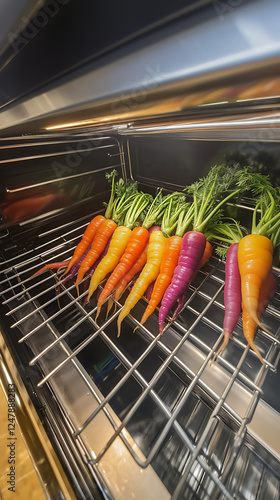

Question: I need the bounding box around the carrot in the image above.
[75,218,118,288]
[29,259,70,279]
[115,193,186,335]
[159,164,241,332]
[238,234,274,331]
[82,236,113,306]
[138,198,193,327]
[88,192,152,305]
[171,240,213,321]
[159,231,207,332]
[61,214,105,277]
[191,240,213,281]
[206,220,246,361]
[87,225,132,301]
[234,176,280,335]
[95,226,149,312]
[75,176,139,290]
[214,242,242,361]
[117,229,168,337]
[242,272,277,364]
[113,245,148,303]
[139,235,182,326]
[93,192,152,312]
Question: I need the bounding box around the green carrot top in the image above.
[206,218,247,260]
[160,193,186,236]
[185,164,242,234]
[235,169,280,247]
[103,170,138,220]
[142,191,185,230]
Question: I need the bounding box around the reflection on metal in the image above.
[0,335,76,500]
[6,163,120,193]
[0,0,280,135]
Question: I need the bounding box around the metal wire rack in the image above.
[1,211,280,499]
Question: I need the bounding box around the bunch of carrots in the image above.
[30,166,280,365]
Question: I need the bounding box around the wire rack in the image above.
[1,210,280,500]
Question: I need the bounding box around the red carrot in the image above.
[29,260,70,279]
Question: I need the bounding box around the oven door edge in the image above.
[0,327,105,500]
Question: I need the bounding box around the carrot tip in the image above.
[95,306,101,323]
[211,335,230,366]
[133,325,139,333]
[117,323,121,338]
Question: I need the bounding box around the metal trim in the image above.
[0,333,76,500]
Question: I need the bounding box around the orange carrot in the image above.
[87,225,132,302]
[238,234,273,333]
[75,218,118,288]
[96,226,149,314]
[29,260,70,279]
[242,272,277,364]
[114,246,148,303]
[139,235,182,326]
[61,215,105,277]
[117,229,167,337]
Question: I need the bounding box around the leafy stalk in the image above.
[142,191,182,229]
[124,192,153,229]
[104,170,118,219]
[175,203,195,237]
[104,170,138,220]
[206,219,247,260]
[185,164,242,234]
[111,191,138,225]
[250,189,280,246]
[160,194,186,236]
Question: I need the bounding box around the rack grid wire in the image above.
[1,211,280,500]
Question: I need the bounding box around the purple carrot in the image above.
[159,231,206,332]
[61,249,89,287]
[146,280,155,301]
[171,290,187,321]
[214,242,241,360]
[55,249,89,301]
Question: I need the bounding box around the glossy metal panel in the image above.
[0,0,280,135]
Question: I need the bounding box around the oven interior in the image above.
[0,130,280,500]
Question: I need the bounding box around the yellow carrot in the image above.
[238,234,273,334]
[117,230,167,337]
[87,226,132,301]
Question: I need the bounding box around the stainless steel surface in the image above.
[0,0,280,135]
[0,330,77,500]
[0,128,280,499]
[1,213,280,499]
[0,0,43,61]
[0,134,125,229]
